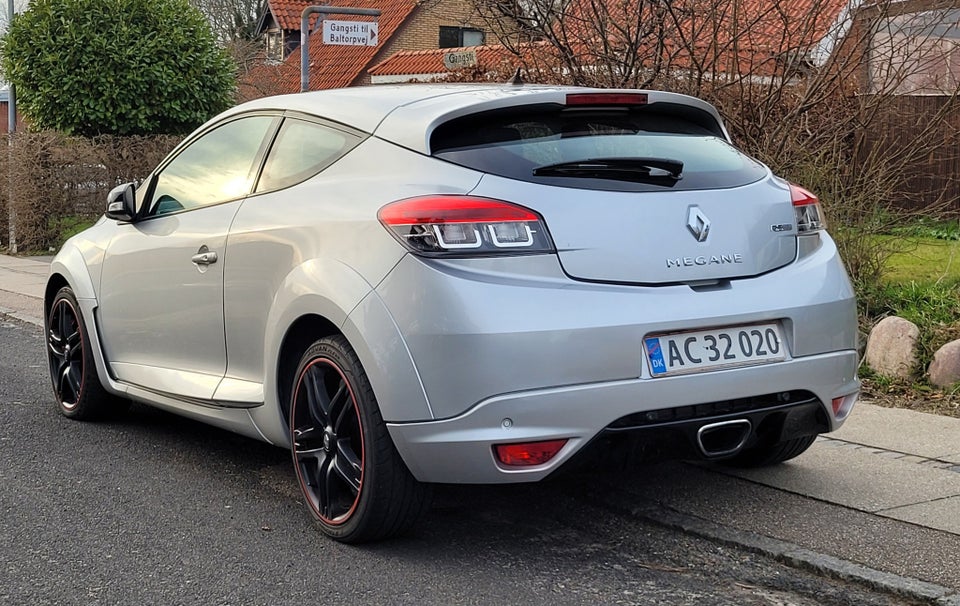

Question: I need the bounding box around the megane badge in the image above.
[687,206,711,242]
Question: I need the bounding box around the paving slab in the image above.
[834,402,960,463]
[879,495,960,535]
[724,440,960,516]
[614,462,960,589]
[0,290,43,326]
[0,254,51,269]
[0,256,47,300]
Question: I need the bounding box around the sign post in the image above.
[6,0,16,253]
[300,6,382,93]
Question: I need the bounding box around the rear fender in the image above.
[249,258,432,447]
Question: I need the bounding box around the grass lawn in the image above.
[880,236,960,285]
[861,228,960,417]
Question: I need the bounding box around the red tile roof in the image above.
[368,44,529,76]
[265,0,314,31]
[243,0,418,97]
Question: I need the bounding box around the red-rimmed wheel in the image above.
[46,286,127,420]
[290,336,430,543]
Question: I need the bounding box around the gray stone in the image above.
[864,316,920,380]
[928,339,960,388]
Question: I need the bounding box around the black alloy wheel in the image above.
[290,336,430,543]
[291,355,365,524]
[48,291,85,412]
[46,286,127,420]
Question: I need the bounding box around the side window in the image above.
[150,115,275,216]
[256,118,360,193]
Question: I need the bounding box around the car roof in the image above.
[229,84,729,154]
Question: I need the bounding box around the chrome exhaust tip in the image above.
[697,419,752,457]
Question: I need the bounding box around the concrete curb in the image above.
[621,500,959,604]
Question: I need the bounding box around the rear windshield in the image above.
[430,103,768,192]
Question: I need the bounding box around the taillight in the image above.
[790,184,826,233]
[378,195,555,256]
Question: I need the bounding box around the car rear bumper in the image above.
[387,348,859,484]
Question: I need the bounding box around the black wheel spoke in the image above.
[68,343,83,364]
[58,302,72,343]
[48,306,65,355]
[60,364,79,402]
[299,449,327,510]
[293,426,324,452]
[318,447,339,518]
[66,328,81,350]
[304,369,329,426]
[327,381,349,429]
[334,438,362,492]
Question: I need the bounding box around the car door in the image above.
[219,116,366,397]
[98,114,278,400]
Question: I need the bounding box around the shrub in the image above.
[0,0,236,136]
[0,132,181,252]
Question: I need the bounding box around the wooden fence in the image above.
[858,95,960,214]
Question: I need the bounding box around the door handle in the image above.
[191,249,218,266]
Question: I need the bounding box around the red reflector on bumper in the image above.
[494,439,568,467]
[831,397,843,414]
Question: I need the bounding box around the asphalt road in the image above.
[0,317,918,606]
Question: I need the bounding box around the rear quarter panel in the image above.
[224,137,484,441]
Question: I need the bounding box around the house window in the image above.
[265,29,283,62]
[439,26,484,48]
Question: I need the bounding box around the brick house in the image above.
[838,0,960,95]
[370,0,856,84]
[255,0,307,61]
[0,89,25,133]
[243,0,495,97]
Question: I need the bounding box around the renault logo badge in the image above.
[687,206,711,242]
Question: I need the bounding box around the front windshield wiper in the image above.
[533,157,683,182]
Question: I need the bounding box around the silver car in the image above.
[45,84,860,542]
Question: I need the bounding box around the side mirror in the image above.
[105,182,137,222]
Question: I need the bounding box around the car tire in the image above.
[46,286,129,420]
[289,335,431,543]
[725,434,818,468]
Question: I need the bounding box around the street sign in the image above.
[322,20,379,46]
[443,50,477,70]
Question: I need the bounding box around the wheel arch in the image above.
[44,273,69,320]
[46,243,97,312]
[45,246,126,400]
[252,289,434,448]
[275,313,342,428]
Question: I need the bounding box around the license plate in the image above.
[644,323,785,377]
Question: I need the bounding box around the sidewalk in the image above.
[0,253,49,325]
[2,252,959,597]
